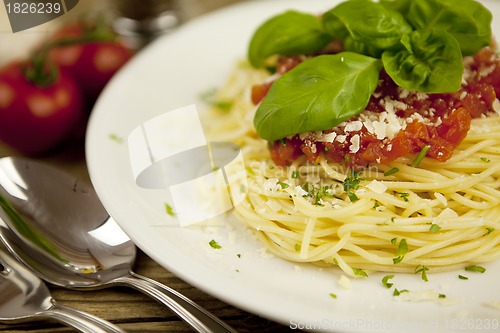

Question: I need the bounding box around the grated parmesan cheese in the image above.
[336,135,347,143]
[344,120,363,132]
[338,275,352,289]
[294,185,309,197]
[366,179,387,194]
[394,289,441,302]
[349,134,360,153]
[262,178,280,192]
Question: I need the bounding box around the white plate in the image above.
[86,1,500,332]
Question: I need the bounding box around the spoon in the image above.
[0,249,125,333]
[0,156,237,333]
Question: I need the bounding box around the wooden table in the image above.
[0,1,297,332]
[0,110,294,333]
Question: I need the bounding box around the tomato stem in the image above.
[23,15,118,87]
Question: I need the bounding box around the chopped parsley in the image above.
[165,203,176,217]
[411,145,431,167]
[200,89,233,111]
[395,191,410,202]
[382,275,395,288]
[415,265,429,282]
[465,265,486,273]
[329,293,337,299]
[480,157,491,162]
[279,182,289,189]
[352,268,368,277]
[343,170,363,202]
[486,227,495,234]
[429,224,441,233]
[291,170,300,179]
[301,183,335,206]
[393,288,409,296]
[109,133,123,143]
[209,239,222,249]
[294,244,301,252]
[458,275,469,280]
[393,238,408,264]
[384,167,400,176]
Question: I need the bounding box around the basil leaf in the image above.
[323,0,412,52]
[405,0,492,56]
[380,0,412,16]
[254,52,382,141]
[248,10,332,68]
[382,29,463,93]
[343,36,384,58]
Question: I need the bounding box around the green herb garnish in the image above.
[200,89,233,111]
[254,53,381,141]
[353,268,368,277]
[249,0,492,141]
[393,288,409,296]
[209,240,222,249]
[384,167,400,176]
[412,145,431,167]
[165,203,176,217]
[429,224,441,233]
[109,133,123,143]
[382,275,395,288]
[393,238,408,264]
[248,10,332,68]
[465,265,486,273]
[279,182,290,189]
[415,265,429,282]
[396,191,410,202]
[458,275,468,280]
[343,170,363,202]
[329,293,338,299]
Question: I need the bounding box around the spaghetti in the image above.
[203,0,500,276]
[205,58,500,277]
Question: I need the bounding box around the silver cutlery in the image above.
[0,156,238,333]
[0,249,125,332]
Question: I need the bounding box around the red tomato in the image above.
[48,22,133,103]
[0,61,83,155]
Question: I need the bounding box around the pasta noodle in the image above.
[204,61,500,277]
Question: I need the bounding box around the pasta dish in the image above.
[205,0,500,277]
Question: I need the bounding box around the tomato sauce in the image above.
[257,47,500,168]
